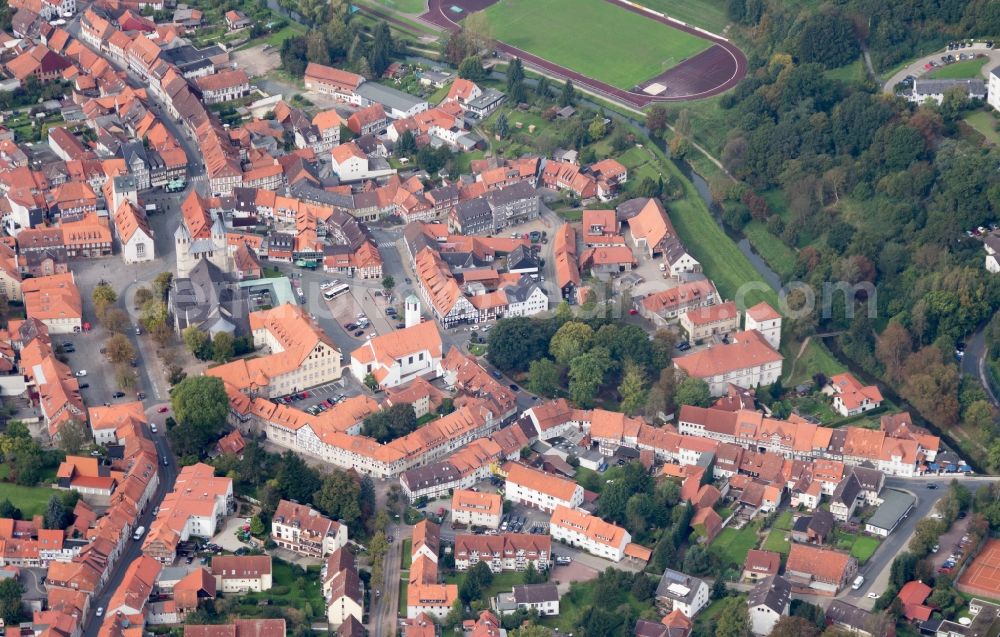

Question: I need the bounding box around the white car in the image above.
[75,370,87,377]
[96,607,105,617]
[867,592,879,599]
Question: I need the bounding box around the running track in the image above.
[420,0,747,108]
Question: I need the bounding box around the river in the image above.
[671,155,784,292]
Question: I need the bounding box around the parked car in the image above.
[76,370,87,377]
[112,391,126,398]
[79,383,89,389]
[158,406,169,413]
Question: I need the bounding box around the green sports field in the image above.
[483,0,711,90]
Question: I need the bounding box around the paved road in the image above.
[843,475,998,609]
[370,524,406,637]
[81,410,177,637]
[883,43,1000,93]
[962,325,999,406]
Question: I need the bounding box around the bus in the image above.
[323,283,350,301]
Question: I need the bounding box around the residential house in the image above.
[451,490,502,529]
[454,533,551,572]
[210,555,272,593]
[747,576,791,636]
[549,505,631,562]
[742,550,781,582]
[271,499,347,558]
[829,373,884,417]
[494,584,559,616]
[784,544,857,595]
[655,568,709,618]
[504,463,584,513]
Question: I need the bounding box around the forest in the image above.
[656,0,1000,469]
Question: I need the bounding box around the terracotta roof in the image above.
[549,505,627,549]
[506,463,579,502]
[211,555,271,579]
[785,544,853,583]
[674,330,782,378]
[744,549,781,576]
[746,301,781,321]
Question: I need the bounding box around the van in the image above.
[133,525,146,541]
[852,576,864,590]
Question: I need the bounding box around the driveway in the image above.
[210,515,254,552]
[883,43,1000,92]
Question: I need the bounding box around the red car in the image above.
[301,391,310,398]
[157,406,170,413]
[628,308,638,315]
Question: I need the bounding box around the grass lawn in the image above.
[709,521,761,566]
[543,576,655,633]
[742,221,797,280]
[0,481,56,518]
[468,343,487,356]
[399,579,408,615]
[851,536,880,564]
[964,110,1000,145]
[484,0,711,89]
[825,58,867,83]
[444,570,526,600]
[774,511,793,531]
[692,598,729,637]
[657,153,779,310]
[452,150,485,175]
[926,58,988,79]
[634,0,729,33]
[782,338,845,387]
[369,0,426,13]
[239,559,324,615]
[762,528,791,555]
[401,538,412,567]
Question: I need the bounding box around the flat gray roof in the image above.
[866,488,915,531]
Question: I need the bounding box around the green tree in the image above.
[249,515,265,536]
[647,105,668,136]
[771,616,821,637]
[396,130,416,156]
[275,450,321,504]
[495,113,509,139]
[57,419,89,455]
[105,333,136,365]
[0,499,21,520]
[383,276,395,291]
[618,362,647,415]
[212,332,235,363]
[458,55,486,81]
[168,376,229,456]
[568,347,611,408]
[183,327,210,359]
[681,544,712,575]
[44,494,70,530]
[535,76,550,98]
[549,321,594,365]
[460,561,493,603]
[369,22,392,77]
[559,79,575,107]
[134,286,154,308]
[153,272,173,299]
[92,281,117,310]
[313,470,364,533]
[715,596,752,637]
[362,403,418,443]
[523,562,545,585]
[527,358,561,397]
[675,376,712,407]
[102,307,129,335]
[140,299,168,331]
[588,116,607,141]
[0,578,24,624]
